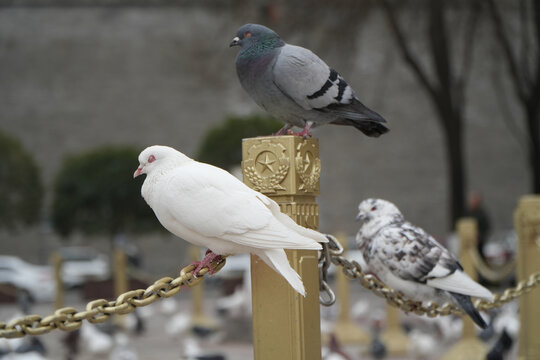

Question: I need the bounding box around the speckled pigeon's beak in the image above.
[355,212,366,222]
[229,36,240,47]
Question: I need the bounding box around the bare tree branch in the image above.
[519,0,532,85]
[455,0,481,110]
[486,0,529,103]
[428,0,452,99]
[381,0,438,100]
[491,70,529,153]
[532,0,540,101]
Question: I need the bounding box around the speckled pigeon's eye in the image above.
[148,155,156,163]
[370,206,377,211]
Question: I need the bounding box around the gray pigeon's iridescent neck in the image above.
[238,35,284,61]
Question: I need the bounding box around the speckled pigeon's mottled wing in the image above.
[376,223,460,284]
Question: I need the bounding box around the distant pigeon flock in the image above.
[134,145,328,296]
[355,199,494,328]
[230,23,389,137]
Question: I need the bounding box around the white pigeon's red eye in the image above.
[370,206,377,211]
[148,155,156,163]
[244,31,252,38]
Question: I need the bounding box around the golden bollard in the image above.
[50,252,63,310]
[331,233,369,346]
[442,218,486,360]
[381,305,408,356]
[114,248,128,327]
[242,135,322,360]
[514,195,540,359]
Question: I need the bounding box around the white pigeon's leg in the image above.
[274,123,293,136]
[191,250,223,276]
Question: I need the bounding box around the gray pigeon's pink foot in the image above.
[274,125,292,136]
[192,250,222,276]
[288,129,312,138]
[288,122,313,138]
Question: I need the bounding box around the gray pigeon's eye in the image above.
[148,155,156,163]
[244,31,252,38]
[370,206,377,211]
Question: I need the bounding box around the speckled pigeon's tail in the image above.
[450,292,488,329]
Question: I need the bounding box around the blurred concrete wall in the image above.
[0,1,528,267]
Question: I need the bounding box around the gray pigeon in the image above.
[356,199,494,329]
[230,24,389,137]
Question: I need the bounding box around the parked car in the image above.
[59,247,110,287]
[0,255,55,302]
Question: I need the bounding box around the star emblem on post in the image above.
[257,151,276,173]
[243,140,289,193]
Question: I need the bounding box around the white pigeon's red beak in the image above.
[133,166,143,178]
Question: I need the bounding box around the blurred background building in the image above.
[0,0,530,274]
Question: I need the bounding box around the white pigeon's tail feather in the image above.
[257,249,306,297]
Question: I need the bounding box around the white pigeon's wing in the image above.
[159,162,321,250]
[272,44,355,111]
[374,223,460,283]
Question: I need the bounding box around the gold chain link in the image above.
[3,241,540,339]
[324,235,540,316]
[0,258,226,339]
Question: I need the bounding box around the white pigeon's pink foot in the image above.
[191,250,222,276]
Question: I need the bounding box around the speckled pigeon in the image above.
[355,199,493,328]
[230,23,389,137]
[134,145,328,296]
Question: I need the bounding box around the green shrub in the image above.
[197,115,282,169]
[0,131,43,229]
[52,145,160,237]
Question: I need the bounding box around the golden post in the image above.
[514,195,540,360]
[442,218,486,360]
[242,135,322,360]
[50,252,63,310]
[331,233,369,345]
[381,305,408,356]
[114,248,128,327]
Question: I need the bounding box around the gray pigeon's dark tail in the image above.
[449,292,488,329]
[349,119,390,137]
[328,98,389,137]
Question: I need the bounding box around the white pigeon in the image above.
[355,198,494,328]
[134,145,328,296]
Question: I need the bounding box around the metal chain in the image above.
[0,258,227,339]
[319,235,540,316]
[318,235,343,306]
[3,237,540,339]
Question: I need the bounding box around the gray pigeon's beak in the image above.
[133,165,143,178]
[229,36,240,47]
